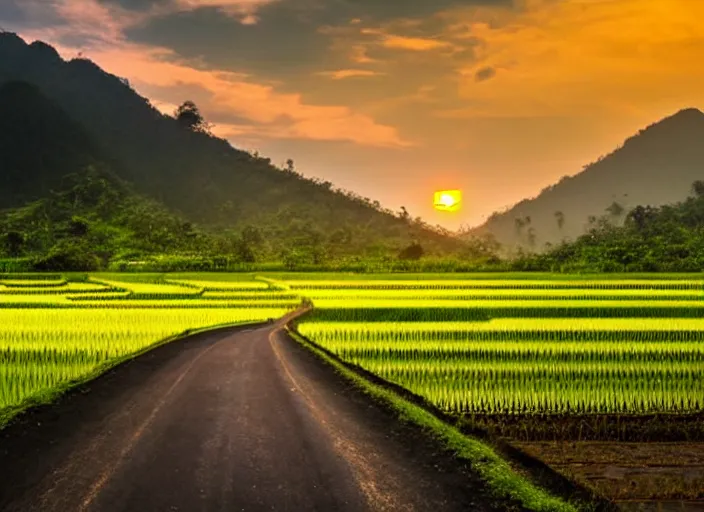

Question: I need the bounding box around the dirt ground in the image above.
[515,441,704,510]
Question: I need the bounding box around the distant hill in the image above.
[472,108,704,251]
[515,187,704,273]
[0,32,462,264]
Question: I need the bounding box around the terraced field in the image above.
[0,273,299,420]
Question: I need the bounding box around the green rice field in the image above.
[0,274,298,418]
[288,274,704,419]
[3,271,702,505]
[2,271,704,435]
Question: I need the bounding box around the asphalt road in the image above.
[0,313,502,512]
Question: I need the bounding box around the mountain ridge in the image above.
[0,32,466,267]
[473,106,704,250]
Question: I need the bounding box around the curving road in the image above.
[0,312,500,512]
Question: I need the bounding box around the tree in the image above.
[554,211,565,230]
[626,205,656,231]
[527,227,536,247]
[692,180,704,198]
[3,231,24,257]
[234,238,256,263]
[68,216,90,237]
[398,241,424,260]
[174,101,211,134]
[241,225,263,247]
[284,159,296,174]
[605,201,625,218]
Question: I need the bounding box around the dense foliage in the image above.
[517,185,704,272]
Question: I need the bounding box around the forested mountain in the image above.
[0,32,465,268]
[515,183,704,272]
[473,108,704,251]
[0,80,113,208]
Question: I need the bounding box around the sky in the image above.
[2,0,703,230]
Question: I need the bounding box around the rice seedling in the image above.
[165,279,270,291]
[295,277,704,418]
[0,277,297,419]
[287,279,704,290]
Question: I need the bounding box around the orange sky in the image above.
[2,0,704,230]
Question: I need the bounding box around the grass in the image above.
[0,320,262,429]
[284,279,704,290]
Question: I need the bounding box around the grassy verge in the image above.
[0,320,265,430]
[287,326,608,512]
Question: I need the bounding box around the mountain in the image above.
[0,80,113,208]
[473,108,704,251]
[0,32,462,265]
[515,189,704,273]
[0,165,211,270]
[0,81,230,268]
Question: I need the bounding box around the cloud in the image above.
[348,44,378,64]
[172,0,279,23]
[474,66,495,81]
[316,69,383,79]
[360,28,452,51]
[444,0,704,118]
[4,0,411,147]
[96,0,279,22]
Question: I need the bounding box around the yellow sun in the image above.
[434,190,461,211]
[439,194,456,207]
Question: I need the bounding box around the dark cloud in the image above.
[124,4,334,80]
[474,66,496,82]
[322,0,512,23]
[0,1,25,25]
[122,0,505,82]
[0,0,66,29]
[95,0,172,11]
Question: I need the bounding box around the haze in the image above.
[2,0,703,230]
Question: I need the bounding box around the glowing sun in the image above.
[434,190,461,212]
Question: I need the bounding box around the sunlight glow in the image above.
[434,190,461,212]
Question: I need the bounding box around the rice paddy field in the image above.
[2,271,703,506]
[278,272,704,506]
[290,274,704,419]
[0,273,299,421]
